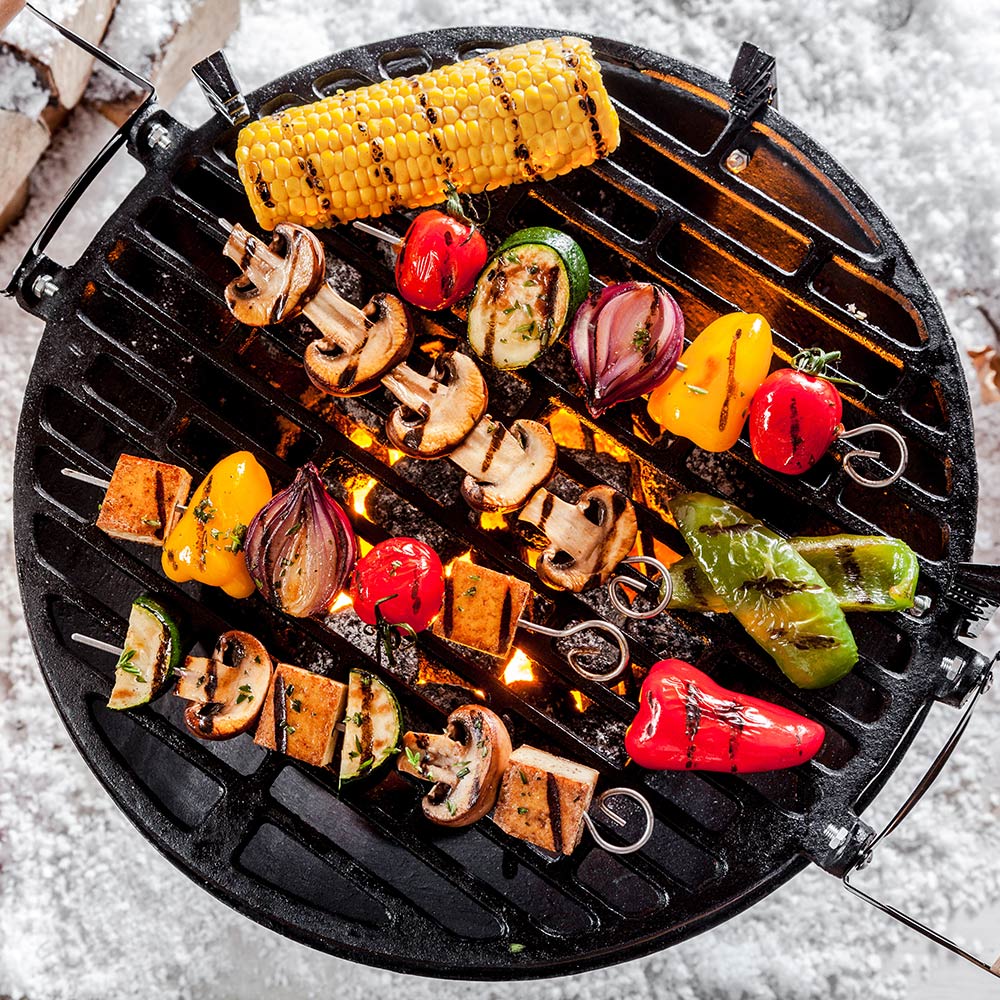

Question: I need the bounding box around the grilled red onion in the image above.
[244,463,358,618]
[570,281,684,417]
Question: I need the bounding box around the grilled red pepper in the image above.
[625,659,825,773]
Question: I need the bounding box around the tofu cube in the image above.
[431,560,532,656]
[254,662,348,767]
[493,745,599,855]
[95,454,191,546]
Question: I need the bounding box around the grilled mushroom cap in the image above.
[397,705,512,828]
[518,484,638,592]
[223,223,326,326]
[450,417,558,512]
[383,352,488,459]
[183,630,273,740]
[303,291,413,397]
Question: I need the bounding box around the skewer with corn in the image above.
[235,35,620,230]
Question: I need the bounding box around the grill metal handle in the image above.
[2,3,158,308]
[842,661,999,978]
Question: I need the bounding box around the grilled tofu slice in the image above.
[493,745,599,855]
[95,454,191,546]
[431,560,532,656]
[254,662,347,767]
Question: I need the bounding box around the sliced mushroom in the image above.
[183,630,273,740]
[383,352,488,459]
[518,485,638,592]
[303,290,413,397]
[222,221,413,395]
[449,416,558,512]
[397,705,512,828]
[223,222,325,326]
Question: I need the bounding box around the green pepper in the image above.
[669,534,919,614]
[669,493,858,689]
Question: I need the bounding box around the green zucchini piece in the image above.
[339,670,402,783]
[669,534,919,614]
[108,596,180,710]
[669,493,858,689]
[467,226,588,370]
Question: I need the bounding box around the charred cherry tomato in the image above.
[749,351,845,474]
[350,537,445,633]
[395,209,488,311]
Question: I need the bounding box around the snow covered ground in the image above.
[2,1,999,998]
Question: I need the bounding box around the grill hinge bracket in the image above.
[802,813,875,878]
[193,51,251,126]
[728,41,779,120]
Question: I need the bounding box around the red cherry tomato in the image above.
[349,537,444,632]
[749,369,843,474]
[395,210,488,311]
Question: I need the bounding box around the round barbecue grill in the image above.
[7,19,1000,981]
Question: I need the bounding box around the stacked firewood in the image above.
[0,0,240,233]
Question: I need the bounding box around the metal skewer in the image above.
[61,467,188,512]
[351,219,405,247]
[517,617,630,682]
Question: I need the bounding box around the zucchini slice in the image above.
[468,227,588,370]
[339,670,402,783]
[108,596,180,710]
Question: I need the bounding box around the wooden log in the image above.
[85,0,241,126]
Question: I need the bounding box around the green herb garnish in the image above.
[193,497,215,523]
[405,745,422,770]
[116,647,145,684]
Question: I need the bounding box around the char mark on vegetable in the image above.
[740,576,822,599]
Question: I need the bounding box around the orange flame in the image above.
[329,591,353,613]
[445,551,474,578]
[569,689,592,713]
[479,510,507,531]
[349,427,375,450]
[387,448,405,466]
[349,476,377,519]
[503,648,535,685]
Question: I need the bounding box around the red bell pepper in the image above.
[625,659,825,773]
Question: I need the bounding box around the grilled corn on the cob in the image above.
[235,36,620,230]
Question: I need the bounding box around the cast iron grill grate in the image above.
[10,26,993,979]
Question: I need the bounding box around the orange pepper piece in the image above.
[647,312,773,451]
[162,451,272,599]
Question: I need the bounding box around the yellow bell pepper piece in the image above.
[647,312,773,452]
[162,451,272,599]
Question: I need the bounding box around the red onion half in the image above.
[570,281,685,417]
[244,463,358,618]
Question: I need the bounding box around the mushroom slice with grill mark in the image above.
[449,416,557,513]
[222,221,413,396]
[383,352,488,459]
[518,485,638,592]
[397,705,512,828]
[183,630,273,740]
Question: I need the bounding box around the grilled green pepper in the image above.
[669,534,919,614]
[669,493,858,688]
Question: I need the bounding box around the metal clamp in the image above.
[843,662,998,978]
[581,788,655,855]
[3,3,157,306]
[838,423,909,488]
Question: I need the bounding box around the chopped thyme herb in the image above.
[193,497,215,523]
[523,301,533,317]
[502,301,521,315]
[226,522,247,553]
[348,750,359,759]
[281,722,296,735]
[456,761,471,779]
[514,320,536,335]
[235,683,254,706]
[285,521,302,536]
[254,655,261,663]
[350,711,364,726]
[291,699,303,713]
[519,769,528,785]
[632,326,650,352]
[509,943,526,954]
[285,684,295,697]
[389,559,402,576]
[140,516,162,529]
[405,745,422,770]
[469,574,480,581]
[517,807,528,815]
[354,735,363,755]
[116,647,145,683]
[462,586,477,597]
[687,384,709,395]
[357,757,373,772]
[445,798,457,816]
[209,527,221,540]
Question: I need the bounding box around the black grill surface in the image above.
[10,26,989,979]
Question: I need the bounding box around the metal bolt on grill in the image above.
[6,18,1000,981]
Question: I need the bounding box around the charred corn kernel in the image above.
[236,36,620,229]
[162,452,272,599]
